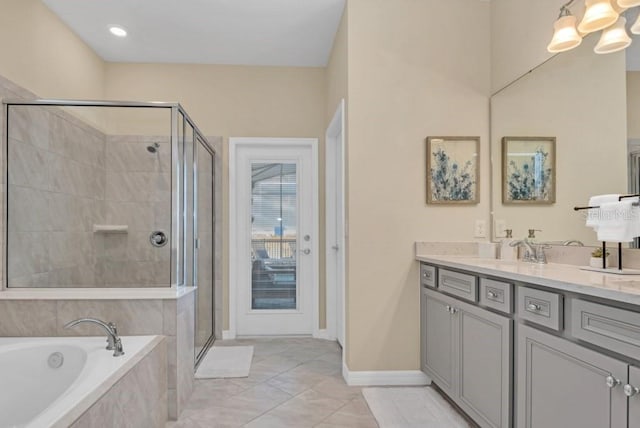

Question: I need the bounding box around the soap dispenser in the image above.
[500,229,518,261]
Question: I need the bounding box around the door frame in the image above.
[228,137,319,338]
[325,100,346,345]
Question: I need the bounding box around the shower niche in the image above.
[2,100,217,361]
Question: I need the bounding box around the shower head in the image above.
[147,143,160,153]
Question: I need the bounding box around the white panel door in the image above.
[232,138,318,336]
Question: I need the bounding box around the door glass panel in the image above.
[251,163,297,310]
[195,139,214,360]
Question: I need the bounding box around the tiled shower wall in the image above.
[99,135,171,287]
[5,105,172,287]
[7,105,107,287]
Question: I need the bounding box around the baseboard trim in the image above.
[313,329,334,340]
[221,330,235,340]
[342,362,432,386]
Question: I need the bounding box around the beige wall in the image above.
[491,36,627,246]
[104,64,327,330]
[0,0,105,100]
[345,0,491,371]
[324,7,348,333]
[326,8,348,124]
[490,0,588,93]
[629,72,640,140]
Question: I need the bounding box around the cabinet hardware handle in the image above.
[624,384,640,397]
[527,303,541,312]
[487,291,498,299]
[451,307,459,314]
[424,272,431,278]
[445,305,451,312]
[605,375,620,388]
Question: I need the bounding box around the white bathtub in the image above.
[0,335,161,428]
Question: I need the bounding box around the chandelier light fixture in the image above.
[547,0,639,54]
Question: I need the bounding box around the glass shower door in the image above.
[194,136,215,362]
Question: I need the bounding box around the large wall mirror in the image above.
[490,9,640,247]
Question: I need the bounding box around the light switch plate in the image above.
[474,220,486,238]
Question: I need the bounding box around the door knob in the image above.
[302,249,311,255]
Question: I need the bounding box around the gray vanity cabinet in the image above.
[630,366,640,428]
[422,288,455,397]
[422,287,512,428]
[517,324,628,428]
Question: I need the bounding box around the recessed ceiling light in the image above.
[109,26,127,37]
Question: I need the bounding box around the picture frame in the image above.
[502,136,556,205]
[426,136,480,204]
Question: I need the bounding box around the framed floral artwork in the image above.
[426,136,479,204]
[502,136,555,205]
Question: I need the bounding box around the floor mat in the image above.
[195,346,254,379]
[362,387,472,427]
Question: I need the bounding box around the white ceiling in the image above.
[41,0,346,67]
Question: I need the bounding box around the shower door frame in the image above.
[1,99,215,291]
[193,135,216,365]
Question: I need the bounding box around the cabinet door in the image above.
[517,324,627,428]
[630,365,640,428]
[457,302,512,428]
[423,288,455,397]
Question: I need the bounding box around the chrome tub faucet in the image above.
[64,318,124,357]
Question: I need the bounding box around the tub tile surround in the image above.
[69,337,168,428]
[175,290,196,418]
[0,300,57,336]
[0,289,196,420]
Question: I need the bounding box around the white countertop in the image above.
[0,286,196,300]
[416,255,640,306]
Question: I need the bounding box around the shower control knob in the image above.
[150,231,168,247]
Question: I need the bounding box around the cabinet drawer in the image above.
[518,286,563,331]
[420,264,437,288]
[479,278,513,314]
[570,298,640,360]
[438,269,477,302]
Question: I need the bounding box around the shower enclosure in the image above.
[2,100,216,363]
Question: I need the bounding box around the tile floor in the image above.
[167,337,379,428]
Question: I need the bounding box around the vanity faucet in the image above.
[510,239,550,264]
[64,318,124,357]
